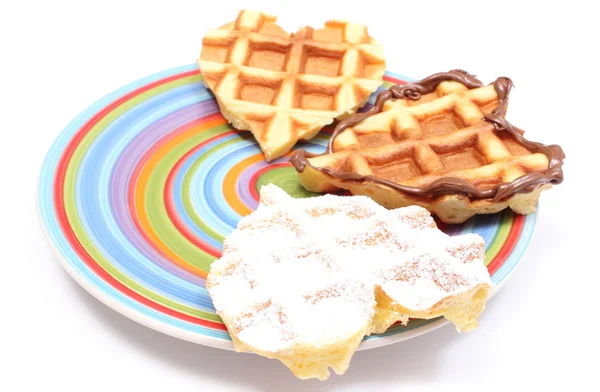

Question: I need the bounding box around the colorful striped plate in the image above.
[38,64,537,350]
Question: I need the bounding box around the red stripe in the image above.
[320,125,334,134]
[384,75,405,85]
[487,214,525,275]
[248,162,290,201]
[53,70,226,329]
[164,131,238,258]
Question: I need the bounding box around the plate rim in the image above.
[37,64,538,351]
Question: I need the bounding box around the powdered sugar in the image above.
[207,184,492,353]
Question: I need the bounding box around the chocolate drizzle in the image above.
[290,70,565,202]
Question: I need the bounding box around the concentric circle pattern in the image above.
[39,64,537,350]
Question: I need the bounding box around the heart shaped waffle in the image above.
[197,10,386,161]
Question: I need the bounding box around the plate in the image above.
[38,64,537,350]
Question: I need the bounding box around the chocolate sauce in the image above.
[290,70,565,202]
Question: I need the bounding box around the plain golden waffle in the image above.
[197,10,386,161]
[291,70,565,224]
[207,185,492,380]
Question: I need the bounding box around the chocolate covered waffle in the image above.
[291,70,565,223]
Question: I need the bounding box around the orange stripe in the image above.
[223,153,264,216]
[134,117,227,278]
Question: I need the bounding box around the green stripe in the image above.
[64,75,221,321]
[256,167,321,198]
[484,210,512,266]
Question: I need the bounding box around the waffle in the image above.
[291,70,565,224]
[197,10,386,161]
[207,185,492,380]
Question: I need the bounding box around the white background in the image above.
[1,0,598,390]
